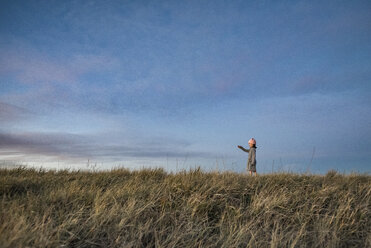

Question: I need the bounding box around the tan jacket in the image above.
[240,147,256,167]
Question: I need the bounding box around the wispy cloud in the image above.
[288,69,371,95]
[0,131,212,162]
[0,101,31,122]
[0,41,119,85]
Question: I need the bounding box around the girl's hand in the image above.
[237,145,243,149]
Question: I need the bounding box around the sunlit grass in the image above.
[0,167,370,247]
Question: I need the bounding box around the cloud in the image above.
[0,131,212,162]
[288,69,371,96]
[1,0,370,118]
[0,41,119,85]
[0,101,31,122]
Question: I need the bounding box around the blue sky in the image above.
[0,0,370,173]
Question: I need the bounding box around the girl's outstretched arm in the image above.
[237,145,249,153]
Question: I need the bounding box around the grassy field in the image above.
[0,167,370,248]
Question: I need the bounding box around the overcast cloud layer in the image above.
[0,0,370,173]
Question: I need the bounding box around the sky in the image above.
[0,0,370,173]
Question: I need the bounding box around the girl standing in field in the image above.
[237,138,257,176]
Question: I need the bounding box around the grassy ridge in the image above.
[0,167,370,247]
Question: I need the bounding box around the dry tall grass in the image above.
[0,167,370,247]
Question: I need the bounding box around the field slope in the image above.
[0,168,370,247]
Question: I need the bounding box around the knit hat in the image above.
[248,138,256,145]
